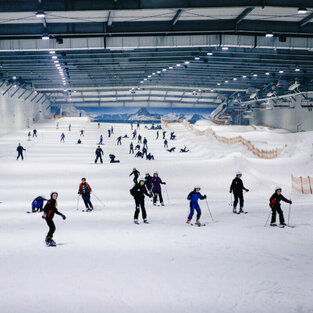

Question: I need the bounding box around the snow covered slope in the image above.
[0,117,312,313]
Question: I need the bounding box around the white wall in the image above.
[0,87,50,136]
[251,97,313,132]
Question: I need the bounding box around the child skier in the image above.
[269,187,292,227]
[130,177,152,224]
[230,171,249,214]
[151,172,166,206]
[78,178,93,211]
[42,192,66,246]
[186,186,207,226]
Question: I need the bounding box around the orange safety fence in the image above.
[179,119,285,159]
[292,174,313,194]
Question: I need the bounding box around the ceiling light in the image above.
[242,75,246,78]
[210,89,214,92]
[54,61,59,64]
[49,51,55,54]
[184,61,190,64]
[13,76,16,80]
[157,71,161,74]
[265,72,270,75]
[152,73,155,75]
[13,84,16,87]
[52,56,57,59]
[279,70,284,73]
[295,68,300,72]
[169,67,173,69]
[194,57,200,60]
[42,34,50,40]
[140,81,143,83]
[222,46,229,50]
[225,80,228,83]
[73,90,77,93]
[148,75,151,78]
[217,83,221,86]
[298,8,308,14]
[253,74,258,77]
[176,64,181,67]
[144,78,147,81]
[36,11,46,18]
[233,78,237,81]
[162,69,167,71]
[265,33,274,38]
[198,89,201,92]
[207,52,213,56]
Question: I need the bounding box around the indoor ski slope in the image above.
[0,117,312,313]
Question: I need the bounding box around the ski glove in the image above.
[62,215,66,220]
[246,189,249,192]
[204,195,207,199]
[42,213,47,219]
[289,200,292,204]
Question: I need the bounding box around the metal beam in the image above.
[299,12,313,27]
[235,7,254,25]
[171,9,183,26]
[107,10,113,27]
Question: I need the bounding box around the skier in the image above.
[145,173,153,196]
[180,146,190,153]
[143,137,148,149]
[27,131,31,141]
[80,130,84,137]
[269,187,292,227]
[16,143,26,160]
[33,129,37,137]
[170,132,176,140]
[98,135,103,145]
[31,196,47,212]
[135,144,141,150]
[167,147,176,152]
[60,133,65,142]
[111,126,114,134]
[186,186,207,225]
[108,129,111,138]
[129,142,134,154]
[130,177,152,224]
[230,171,249,214]
[137,122,140,129]
[129,168,140,185]
[109,154,120,163]
[138,134,142,144]
[123,134,129,138]
[117,136,122,145]
[78,178,93,211]
[97,122,100,129]
[164,139,168,148]
[146,153,154,160]
[135,151,143,158]
[77,139,82,144]
[156,131,159,140]
[151,172,166,206]
[69,124,71,131]
[42,192,66,246]
[142,147,148,158]
[95,145,104,164]
[132,129,137,140]
[56,122,59,129]
[163,131,166,139]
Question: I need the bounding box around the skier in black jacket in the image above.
[42,192,66,246]
[95,146,104,163]
[16,143,26,160]
[230,171,249,214]
[78,178,93,211]
[269,187,292,227]
[130,178,152,224]
[145,173,153,196]
[129,168,140,185]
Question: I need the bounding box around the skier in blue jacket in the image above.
[186,186,206,225]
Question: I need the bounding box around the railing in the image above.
[291,174,313,194]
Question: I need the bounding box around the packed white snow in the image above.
[0,117,312,313]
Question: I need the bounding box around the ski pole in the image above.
[92,192,106,208]
[164,184,170,202]
[205,198,214,222]
[77,195,80,211]
[264,210,271,227]
[288,203,292,226]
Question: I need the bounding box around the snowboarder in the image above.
[145,173,153,196]
[33,129,37,137]
[269,187,292,227]
[78,178,93,211]
[129,142,134,154]
[138,134,142,144]
[164,139,168,148]
[108,129,111,137]
[167,147,176,152]
[69,124,71,131]
[163,131,166,139]
[230,171,249,214]
[186,186,207,225]
[60,133,65,142]
[180,146,189,153]
[146,153,154,160]
[98,135,103,145]
[95,146,104,164]
[132,129,137,140]
[151,172,166,206]
[130,177,152,224]
[111,126,114,134]
[42,192,66,246]
[143,137,148,149]
[156,131,159,140]
[16,143,26,160]
[117,136,122,145]
[32,196,47,212]
[129,168,140,185]
[80,130,84,137]
[109,154,120,163]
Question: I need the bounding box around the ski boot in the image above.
[233,206,237,214]
[186,219,191,224]
[143,219,149,224]
[270,223,277,227]
[45,235,50,246]
[153,203,156,206]
[48,238,56,247]
[134,219,139,225]
[238,207,244,214]
[161,203,165,206]
[195,220,201,227]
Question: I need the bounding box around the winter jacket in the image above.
[43,199,63,220]
[129,170,140,178]
[145,175,152,190]
[151,176,165,191]
[230,177,248,194]
[17,146,26,153]
[187,190,206,203]
[269,193,291,208]
[130,183,150,200]
[95,147,103,156]
[78,182,91,195]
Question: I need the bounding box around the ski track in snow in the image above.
[0,117,313,313]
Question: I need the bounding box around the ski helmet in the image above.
[236,171,242,176]
[145,172,150,175]
[81,177,86,181]
[139,177,145,182]
[154,171,158,175]
[275,186,282,192]
[194,185,201,190]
